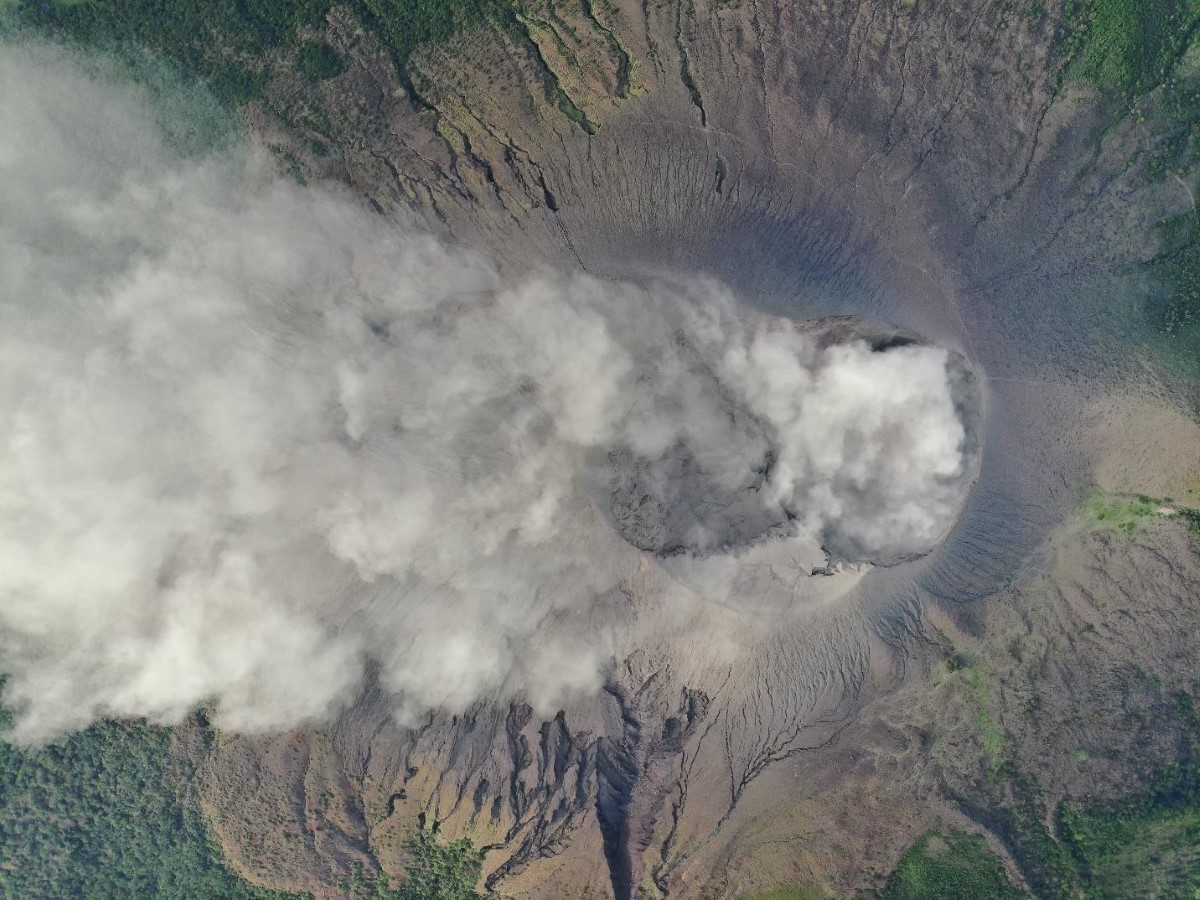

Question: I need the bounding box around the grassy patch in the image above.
[8,0,609,134]
[1059,800,1200,898]
[1079,489,1162,532]
[1146,213,1200,379]
[1054,692,1200,898]
[554,84,599,134]
[0,680,483,900]
[346,826,484,898]
[967,666,1008,766]
[973,772,1078,898]
[934,652,1008,767]
[882,830,1026,899]
[746,888,825,900]
[1079,488,1200,535]
[932,637,1200,896]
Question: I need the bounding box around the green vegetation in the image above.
[356,0,508,67]
[897,757,1200,899]
[1062,0,1200,96]
[554,84,599,134]
[931,619,1200,898]
[1078,488,1200,535]
[954,770,1073,898]
[882,830,1026,899]
[1058,0,1200,177]
[296,41,345,80]
[746,887,824,900]
[7,0,512,103]
[966,665,1008,766]
[972,692,1200,898]
[0,696,486,899]
[6,0,603,135]
[1057,791,1200,898]
[1054,691,1200,898]
[345,828,483,899]
[0,715,299,899]
[932,652,1008,767]
[1058,0,1200,376]
[1147,213,1200,379]
[1080,489,1162,532]
[394,828,484,899]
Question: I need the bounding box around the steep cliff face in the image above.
[170,1,1200,896]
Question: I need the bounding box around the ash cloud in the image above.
[0,44,974,743]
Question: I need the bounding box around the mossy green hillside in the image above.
[1077,488,1200,535]
[932,639,1200,898]
[746,888,825,900]
[882,830,1026,900]
[0,716,299,900]
[999,692,1200,899]
[1059,0,1200,378]
[7,0,515,102]
[1062,0,1200,96]
[0,709,490,899]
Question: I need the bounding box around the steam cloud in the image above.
[0,44,973,743]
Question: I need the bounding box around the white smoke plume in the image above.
[0,44,973,743]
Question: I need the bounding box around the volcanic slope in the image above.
[10,0,1200,897]
[167,0,1200,896]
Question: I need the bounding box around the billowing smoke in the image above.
[0,44,974,743]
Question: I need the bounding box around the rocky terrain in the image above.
[158,1,1200,896]
[8,0,1200,896]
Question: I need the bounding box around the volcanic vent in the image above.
[604,315,981,581]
